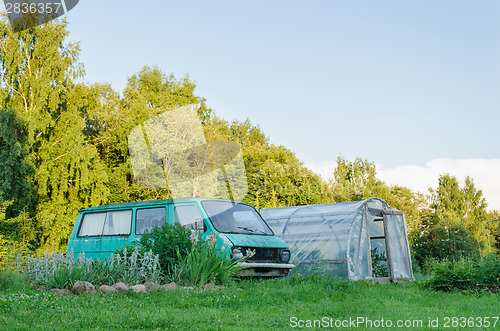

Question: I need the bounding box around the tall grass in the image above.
[0,271,29,292]
[170,234,248,286]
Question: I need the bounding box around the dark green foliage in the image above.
[114,243,140,257]
[413,224,480,268]
[424,259,479,292]
[486,211,500,253]
[371,248,388,278]
[171,236,247,286]
[424,254,500,292]
[410,254,421,275]
[46,264,88,290]
[0,109,37,257]
[0,109,35,220]
[0,271,29,292]
[476,254,500,284]
[139,223,192,275]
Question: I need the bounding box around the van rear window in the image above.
[174,205,203,226]
[136,207,166,235]
[78,210,132,237]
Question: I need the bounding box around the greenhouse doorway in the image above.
[367,207,413,282]
[368,210,389,280]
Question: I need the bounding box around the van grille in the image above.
[242,247,280,263]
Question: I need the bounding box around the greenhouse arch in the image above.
[260,198,413,282]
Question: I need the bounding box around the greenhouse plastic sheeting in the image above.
[260,198,413,281]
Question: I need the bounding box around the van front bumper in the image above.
[236,262,295,277]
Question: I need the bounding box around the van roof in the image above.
[79,198,245,213]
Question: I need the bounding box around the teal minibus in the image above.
[66,198,294,277]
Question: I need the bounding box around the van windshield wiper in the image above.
[237,226,267,235]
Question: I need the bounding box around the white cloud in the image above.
[305,159,500,211]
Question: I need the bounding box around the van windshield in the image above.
[201,201,274,236]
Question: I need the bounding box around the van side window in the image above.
[174,205,206,231]
[78,210,132,237]
[136,207,166,235]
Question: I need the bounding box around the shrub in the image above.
[0,242,31,271]
[113,247,162,285]
[412,224,480,269]
[424,258,479,292]
[422,253,500,292]
[139,222,193,275]
[476,254,500,284]
[23,251,70,285]
[20,248,161,289]
[421,256,442,275]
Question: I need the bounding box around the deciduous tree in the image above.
[0,17,109,252]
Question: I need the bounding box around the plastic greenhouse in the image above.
[260,198,413,282]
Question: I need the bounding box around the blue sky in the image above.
[59,1,500,208]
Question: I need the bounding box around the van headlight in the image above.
[231,247,244,260]
[280,249,291,263]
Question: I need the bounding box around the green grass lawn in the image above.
[1,276,499,330]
